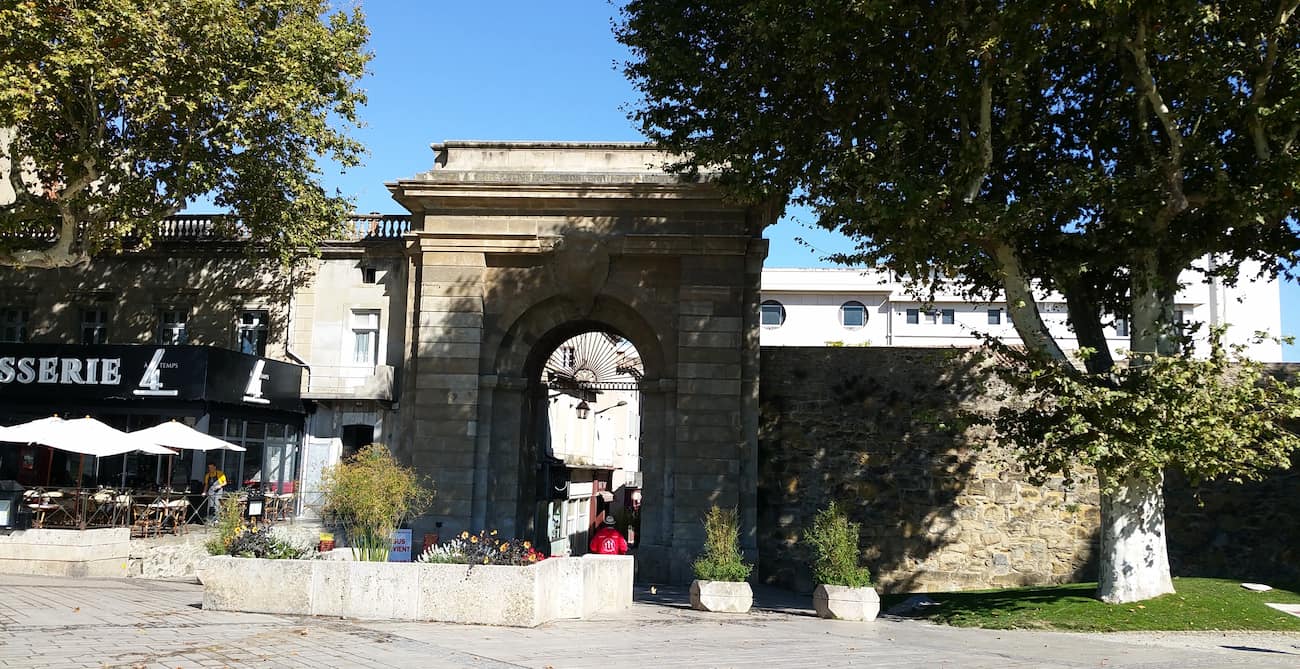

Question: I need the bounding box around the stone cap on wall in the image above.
[429,140,673,173]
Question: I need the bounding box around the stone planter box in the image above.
[0,528,130,578]
[689,579,753,613]
[197,554,632,627]
[813,584,880,621]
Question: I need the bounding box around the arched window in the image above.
[760,300,786,327]
[840,301,867,328]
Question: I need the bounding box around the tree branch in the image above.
[992,241,1069,363]
[964,49,994,203]
[1248,0,1300,161]
[1124,19,1187,227]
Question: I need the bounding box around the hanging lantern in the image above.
[575,401,590,420]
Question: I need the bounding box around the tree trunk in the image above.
[1096,470,1175,603]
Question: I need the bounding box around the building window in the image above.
[361,267,378,284]
[1116,316,1130,337]
[0,308,28,343]
[237,310,269,356]
[941,309,955,325]
[158,308,188,345]
[760,300,786,327]
[905,308,919,324]
[351,309,380,365]
[840,301,867,328]
[987,308,1002,325]
[81,308,108,344]
[925,310,938,324]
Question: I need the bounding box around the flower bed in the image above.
[197,553,633,627]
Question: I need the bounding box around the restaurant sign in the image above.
[0,344,303,412]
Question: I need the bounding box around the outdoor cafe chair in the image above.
[162,498,189,535]
[85,489,117,527]
[131,501,163,538]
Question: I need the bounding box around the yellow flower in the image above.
[499,544,508,552]
[523,541,531,549]
[469,535,478,543]
[482,557,489,564]
[460,531,469,539]
[490,529,498,536]
[528,554,537,562]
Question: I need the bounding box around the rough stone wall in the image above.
[758,347,1300,593]
[757,347,1101,593]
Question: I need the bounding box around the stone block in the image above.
[197,556,313,615]
[813,584,880,621]
[689,579,752,613]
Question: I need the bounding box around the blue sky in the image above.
[318,1,1296,359]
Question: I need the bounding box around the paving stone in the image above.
[1,574,1297,668]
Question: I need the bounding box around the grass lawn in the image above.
[882,577,1300,632]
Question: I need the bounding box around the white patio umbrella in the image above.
[133,421,245,492]
[131,421,246,452]
[0,416,178,517]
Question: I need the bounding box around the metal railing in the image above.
[1,214,412,244]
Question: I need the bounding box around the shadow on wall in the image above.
[757,346,1101,594]
[1164,452,1300,583]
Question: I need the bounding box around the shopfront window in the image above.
[0,308,27,343]
[207,419,299,493]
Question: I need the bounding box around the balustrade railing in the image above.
[2,214,411,244]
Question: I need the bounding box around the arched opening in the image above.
[529,329,643,556]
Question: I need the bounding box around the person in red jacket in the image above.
[589,513,629,555]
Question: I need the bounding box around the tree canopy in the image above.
[619,0,1300,602]
[0,0,370,267]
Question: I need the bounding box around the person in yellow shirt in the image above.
[203,462,228,520]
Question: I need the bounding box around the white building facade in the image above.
[759,264,1284,361]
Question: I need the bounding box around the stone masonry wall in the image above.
[758,347,1300,593]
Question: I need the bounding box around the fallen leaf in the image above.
[72,607,80,613]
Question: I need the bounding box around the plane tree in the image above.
[618,0,1300,602]
[0,0,371,267]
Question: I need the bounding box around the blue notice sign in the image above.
[390,529,412,562]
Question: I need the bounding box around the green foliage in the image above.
[692,506,752,582]
[987,331,1300,493]
[227,528,309,560]
[803,502,871,588]
[885,578,1300,632]
[320,444,433,562]
[204,494,246,556]
[0,0,371,267]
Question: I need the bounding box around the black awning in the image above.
[0,344,304,414]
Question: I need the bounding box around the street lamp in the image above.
[594,400,629,416]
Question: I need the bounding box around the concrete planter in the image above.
[0,528,130,578]
[197,554,632,627]
[689,579,753,613]
[813,583,880,621]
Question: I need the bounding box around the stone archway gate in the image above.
[388,142,773,582]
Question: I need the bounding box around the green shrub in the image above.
[227,528,309,560]
[803,502,871,588]
[320,444,433,561]
[204,495,245,556]
[692,506,752,582]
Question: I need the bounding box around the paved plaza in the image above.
[0,573,1297,669]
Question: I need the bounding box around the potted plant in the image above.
[804,502,878,621]
[319,444,433,561]
[689,506,753,613]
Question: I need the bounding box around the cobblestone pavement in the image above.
[2,574,1298,669]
